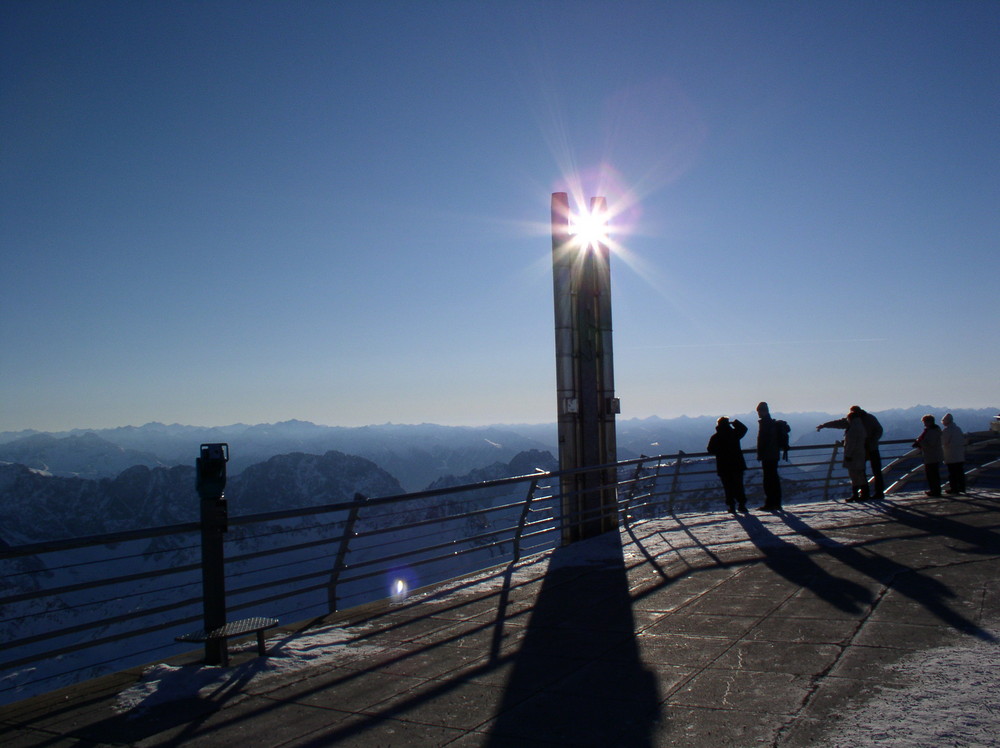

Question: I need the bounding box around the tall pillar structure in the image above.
[551,192,619,544]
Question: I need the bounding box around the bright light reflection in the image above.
[391,578,409,602]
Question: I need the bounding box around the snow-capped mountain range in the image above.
[1,407,995,547]
[1,407,994,486]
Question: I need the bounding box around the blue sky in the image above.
[2,1,998,432]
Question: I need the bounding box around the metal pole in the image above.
[196,443,229,665]
[551,192,619,543]
[328,492,366,612]
[551,192,581,544]
[591,196,619,533]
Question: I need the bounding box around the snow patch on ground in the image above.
[115,624,383,715]
[819,628,1000,747]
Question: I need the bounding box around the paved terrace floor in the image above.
[3,489,1000,747]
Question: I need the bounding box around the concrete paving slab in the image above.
[623,633,734,667]
[644,612,762,639]
[744,614,858,644]
[826,645,921,685]
[712,639,842,675]
[641,704,780,746]
[668,668,812,715]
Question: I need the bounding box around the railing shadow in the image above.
[485,532,661,746]
[53,533,661,746]
[31,659,266,747]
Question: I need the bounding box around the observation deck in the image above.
[3,484,1000,746]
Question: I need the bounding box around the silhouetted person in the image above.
[755,401,783,510]
[941,413,966,494]
[842,409,869,502]
[817,405,884,499]
[707,416,748,513]
[914,414,944,497]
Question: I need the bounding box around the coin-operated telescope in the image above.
[196,443,229,531]
[196,443,229,663]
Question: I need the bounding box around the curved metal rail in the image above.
[2,435,996,705]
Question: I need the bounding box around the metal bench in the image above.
[175,616,279,666]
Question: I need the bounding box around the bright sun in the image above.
[570,208,609,250]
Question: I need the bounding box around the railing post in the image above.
[328,492,367,613]
[669,451,685,514]
[620,457,648,526]
[823,441,841,502]
[512,477,542,563]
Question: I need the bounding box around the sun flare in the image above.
[570,208,609,250]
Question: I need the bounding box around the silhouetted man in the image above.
[755,402,783,511]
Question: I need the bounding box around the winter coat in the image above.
[842,416,867,471]
[707,419,748,475]
[914,425,944,464]
[941,422,965,463]
[756,416,781,461]
[820,409,883,452]
[860,411,883,451]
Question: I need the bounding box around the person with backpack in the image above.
[817,405,885,499]
[707,417,749,514]
[755,402,789,511]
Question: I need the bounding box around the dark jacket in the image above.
[861,411,884,448]
[819,409,883,451]
[708,419,748,474]
[757,416,781,462]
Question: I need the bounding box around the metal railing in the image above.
[2,434,997,706]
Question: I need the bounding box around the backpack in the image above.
[775,419,791,460]
[862,412,883,442]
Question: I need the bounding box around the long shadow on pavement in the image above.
[780,509,995,642]
[485,532,661,747]
[735,512,873,614]
[878,499,1000,557]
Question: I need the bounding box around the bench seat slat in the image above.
[176,617,278,643]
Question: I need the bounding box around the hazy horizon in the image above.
[4,403,997,438]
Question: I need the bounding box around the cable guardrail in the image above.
[1,434,997,706]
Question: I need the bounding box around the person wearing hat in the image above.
[913,414,944,497]
[941,413,966,494]
[707,416,749,513]
[755,402,783,510]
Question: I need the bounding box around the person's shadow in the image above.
[780,510,995,641]
[485,532,661,747]
[878,501,1000,557]
[735,512,873,614]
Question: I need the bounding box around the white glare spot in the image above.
[391,579,409,602]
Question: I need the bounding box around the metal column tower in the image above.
[551,192,619,544]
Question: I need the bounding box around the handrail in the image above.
[1,434,996,706]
